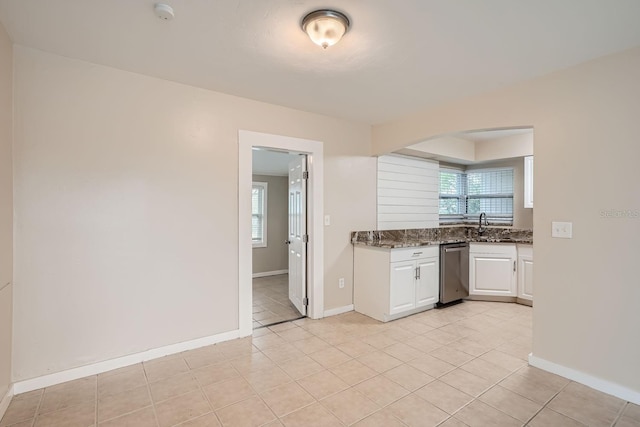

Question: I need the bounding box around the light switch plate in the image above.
[552,221,573,238]
[324,215,331,226]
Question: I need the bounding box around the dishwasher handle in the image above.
[444,247,467,253]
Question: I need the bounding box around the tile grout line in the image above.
[30,388,44,427]
[141,363,162,427]
[94,375,98,426]
[238,347,285,426]
[198,348,277,426]
[610,401,628,427]
[522,379,572,426]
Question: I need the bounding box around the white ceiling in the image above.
[1,1,640,124]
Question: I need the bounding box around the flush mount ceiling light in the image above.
[301,9,350,49]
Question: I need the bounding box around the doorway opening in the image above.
[251,149,308,328]
[238,130,324,337]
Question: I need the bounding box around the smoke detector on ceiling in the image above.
[154,3,174,21]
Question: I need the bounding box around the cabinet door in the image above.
[518,254,534,300]
[470,254,516,296]
[389,261,417,315]
[415,257,439,307]
[524,156,533,208]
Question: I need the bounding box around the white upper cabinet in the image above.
[524,156,533,208]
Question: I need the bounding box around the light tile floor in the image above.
[2,301,638,426]
[253,274,302,328]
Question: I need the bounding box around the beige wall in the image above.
[0,22,13,399]
[466,158,533,229]
[374,47,640,394]
[252,174,288,274]
[410,136,475,162]
[474,132,533,161]
[12,46,376,381]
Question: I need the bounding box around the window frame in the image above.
[251,181,268,248]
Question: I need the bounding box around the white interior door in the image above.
[288,155,307,316]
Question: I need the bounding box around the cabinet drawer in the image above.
[390,246,439,263]
[470,243,517,256]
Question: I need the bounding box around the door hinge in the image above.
[302,171,309,179]
[302,297,309,306]
[302,234,309,243]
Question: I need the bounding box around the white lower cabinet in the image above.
[355,245,439,322]
[469,243,517,297]
[517,244,533,301]
[389,260,417,314]
[416,256,439,307]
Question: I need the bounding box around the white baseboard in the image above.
[252,270,288,279]
[529,353,640,405]
[323,304,354,317]
[13,329,240,395]
[0,384,14,422]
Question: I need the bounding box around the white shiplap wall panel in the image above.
[377,155,439,230]
[378,162,439,177]
[377,179,432,191]
[377,172,437,185]
[378,188,437,199]
[378,205,439,214]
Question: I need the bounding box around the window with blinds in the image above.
[466,168,513,220]
[439,168,513,223]
[439,169,466,217]
[252,182,268,247]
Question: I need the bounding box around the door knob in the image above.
[285,240,291,245]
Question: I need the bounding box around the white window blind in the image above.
[252,182,268,247]
[467,168,513,220]
[439,168,514,223]
[377,155,439,230]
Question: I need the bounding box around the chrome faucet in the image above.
[478,212,489,234]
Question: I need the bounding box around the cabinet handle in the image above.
[513,260,516,272]
[412,252,423,257]
[416,267,420,280]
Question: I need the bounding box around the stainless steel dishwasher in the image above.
[438,242,469,306]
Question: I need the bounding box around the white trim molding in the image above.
[0,385,13,421]
[239,130,324,338]
[323,304,354,318]
[529,353,640,405]
[13,329,240,395]
[252,270,288,279]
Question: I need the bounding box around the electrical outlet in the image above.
[551,221,573,238]
[338,278,345,288]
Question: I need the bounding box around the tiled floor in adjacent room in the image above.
[252,274,302,328]
[2,301,638,427]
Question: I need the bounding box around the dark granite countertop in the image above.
[351,226,532,249]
